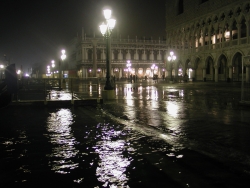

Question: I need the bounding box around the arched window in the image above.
[206,61,211,74]
[218,61,224,74]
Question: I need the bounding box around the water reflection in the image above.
[166,101,179,118]
[48,90,72,100]
[46,109,79,174]
[94,124,132,187]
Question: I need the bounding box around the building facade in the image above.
[68,30,168,79]
[165,0,250,82]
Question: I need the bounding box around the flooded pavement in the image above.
[1,81,250,187]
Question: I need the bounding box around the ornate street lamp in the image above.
[99,8,116,90]
[167,51,176,81]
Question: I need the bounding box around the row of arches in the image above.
[167,52,250,82]
[83,48,167,61]
[168,2,250,49]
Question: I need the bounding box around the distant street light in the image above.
[126,60,131,73]
[151,63,158,77]
[51,60,55,78]
[126,60,131,81]
[59,49,66,89]
[0,64,5,80]
[17,69,21,79]
[167,51,176,81]
[99,8,116,90]
[46,65,51,78]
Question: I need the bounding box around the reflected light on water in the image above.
[46,109,79,174]
[146,86,150,100]
[94,124,131,187]
[179,90,184,97]
[124,84,133,100]
[151,87,158,100]
[138,86,143,99]
[166,101,179,118]
[49,90,72,100]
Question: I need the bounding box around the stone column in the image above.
[214,66,218,82]
[208,28,211,49]
[222,28,225,47]
[196,35,199,48]
[202,32,205,47]
[92,40,97,77]
[237,23,242,45]
[192,69,196,80]
[228,66,233,80]
[119,68,122,79]
[229,26,233,46]
[174,67,178,80]
[246,66,250,83]
[82,67,87,78]
[246,20,250,44]
[203,68,206,81]
[214,28,218,45]
[167,69,172,81]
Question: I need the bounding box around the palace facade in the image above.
[68,30,168,79]
[165,0,250,82]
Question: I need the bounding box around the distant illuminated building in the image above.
[67,29,168,79]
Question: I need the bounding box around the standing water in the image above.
[1,81,250,187]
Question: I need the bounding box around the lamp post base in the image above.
[102,90,115,100]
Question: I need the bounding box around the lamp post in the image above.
[151,63,158,81]
[47,65,51,78]
[127,60,131,73]
[151,64,158,76]
[17,69,21,79]
[59,49,66,89]
[167,51,176,81]
[127,60,131,82]
[99,8,116,90]
[0,64,4,80]
[51,60,55,78]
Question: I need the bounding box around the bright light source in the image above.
[99,22,108,35]
[61,50,66,60]
[168,51,176,61]
[51,60,55,67]
[107,18,116,29]
[103,9,112,19]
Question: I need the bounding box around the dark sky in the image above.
[0,0,166,72]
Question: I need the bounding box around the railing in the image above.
[15,78,101,102]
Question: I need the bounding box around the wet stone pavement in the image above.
[1,81,250,188]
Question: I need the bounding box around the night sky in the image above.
[0,0,166,72]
